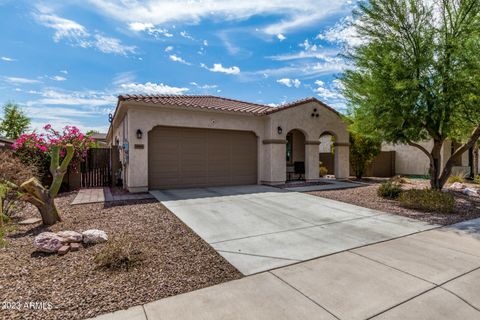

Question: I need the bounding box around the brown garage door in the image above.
[148,126,257,189]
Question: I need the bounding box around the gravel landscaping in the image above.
[0,192,241,320]
[309,178,480,225]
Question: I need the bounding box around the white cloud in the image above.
[128,21,172,38]
[317,16,364,47]
[241,58,346,81]
[313,79,345,104]
[203,63,240,75]
[164,46,173,52]
[51,75,66,81]
[34,14,90,45]
[112,71,136,85]
[277,33,286,41]
[35,13,136,55]
[1,56,16,62]
[3,76,41,84]
[190,82,218,89]
[60,70,68,74]
[276,78,301,88]
[169,54,190,65]
[203,40,208,46]
[180,31,194,40]
[93,34,136,55]
[26,88,116,107]
[300,39,317,51]
[267,47,339,61]
[128,22,154,32]
[119,82,189,95]
[86,1,353,35]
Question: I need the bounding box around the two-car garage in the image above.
[148,126,258,189]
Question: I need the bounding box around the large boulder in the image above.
[450,182,466,190]
[463,188,479,197]
[57,230,83,243]
[82,229,108,244]
[34,232,65,253]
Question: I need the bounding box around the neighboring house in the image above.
[90,132,108,147]
[0,136,13,150]
[106,95,349,192]
[382,140,479,177]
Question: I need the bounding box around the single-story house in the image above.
[382,140,479,177]
[0,136,13,150]
[106,95,349,192]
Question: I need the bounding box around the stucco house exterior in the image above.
[106,95,349,192]
[382,140,479,177]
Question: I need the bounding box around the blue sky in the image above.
[0,0,360,133]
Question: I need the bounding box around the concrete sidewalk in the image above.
[71,188,154,205]
[90,218,480,320]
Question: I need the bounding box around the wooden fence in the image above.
[80,148,114,188]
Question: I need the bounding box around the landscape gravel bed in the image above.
[0,192,242,320]
[309,179,480,225]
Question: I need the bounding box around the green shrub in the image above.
[447,173,465,184]
[398,189,455,213]
[319,166,328,177]
[474,175,480,184]
[94,237,144,271]
[377,181,402,199]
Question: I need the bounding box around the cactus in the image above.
[20,144,74,225]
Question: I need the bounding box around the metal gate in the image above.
[80,148,112,188]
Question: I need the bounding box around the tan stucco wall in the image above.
[382,140,470,176]
[110,100,349,191]
[266,101,349,182]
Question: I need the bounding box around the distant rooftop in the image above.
[90,132,107,141]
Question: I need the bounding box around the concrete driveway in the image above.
[151,185,436,275]
[91,218,480,320]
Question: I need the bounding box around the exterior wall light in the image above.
[277,126,283,134]
[136,129,143,139]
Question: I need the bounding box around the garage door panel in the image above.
[148,126,257,189]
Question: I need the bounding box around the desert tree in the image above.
[342,0,480,189]
[0,102,30,140]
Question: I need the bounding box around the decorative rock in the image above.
[18,217,42,225]
[463,188,479,197]
[57,230,83,243]
[70,243,81,251]
[58,245,70,256]
[34,232,64,253]
[82,229,108,244]
[450,182,466,190]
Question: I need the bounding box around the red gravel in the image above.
[0,192,241,320]
[309,179,480,225]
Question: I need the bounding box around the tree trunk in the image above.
[18,144,73,226]
[429,139,444,190]
[20,177,61,225]
[438,125,480,188]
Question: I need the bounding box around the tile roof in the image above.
[116,95,341,118]
[264,97,341,117]
[118,94,273,115]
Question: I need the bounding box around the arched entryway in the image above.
[319,132,336,177]
[286,129,306,181]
